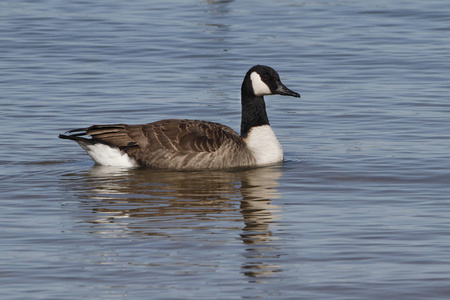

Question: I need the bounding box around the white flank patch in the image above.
[250,72,271,96]
[244,125,283,166]
[80,142,138,168]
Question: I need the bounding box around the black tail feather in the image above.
[58,133,90,142]
[59,126,91,143]
[59,127,89,139]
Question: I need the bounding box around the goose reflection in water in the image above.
[68,165,285,278]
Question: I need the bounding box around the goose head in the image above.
[240,65,300,138]
[243,65,300,98]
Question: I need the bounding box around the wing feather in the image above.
[83,119,244,154]
[63,119,254,169]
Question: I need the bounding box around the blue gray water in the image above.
[1,0,450,299]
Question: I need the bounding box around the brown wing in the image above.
[84,119,238,151]
[81,119,250,168]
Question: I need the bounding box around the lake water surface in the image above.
[1,0,450,299]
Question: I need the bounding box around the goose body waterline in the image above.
[59,65,300,169]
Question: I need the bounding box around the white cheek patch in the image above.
[250,72,271,96]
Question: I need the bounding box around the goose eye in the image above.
[262,74,270,80]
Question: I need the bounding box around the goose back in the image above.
[70,119,256,169]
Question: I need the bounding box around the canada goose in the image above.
[59,65,300,169]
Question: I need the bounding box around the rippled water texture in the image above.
[1,0,450,299]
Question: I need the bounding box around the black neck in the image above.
[240,88,270,137]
